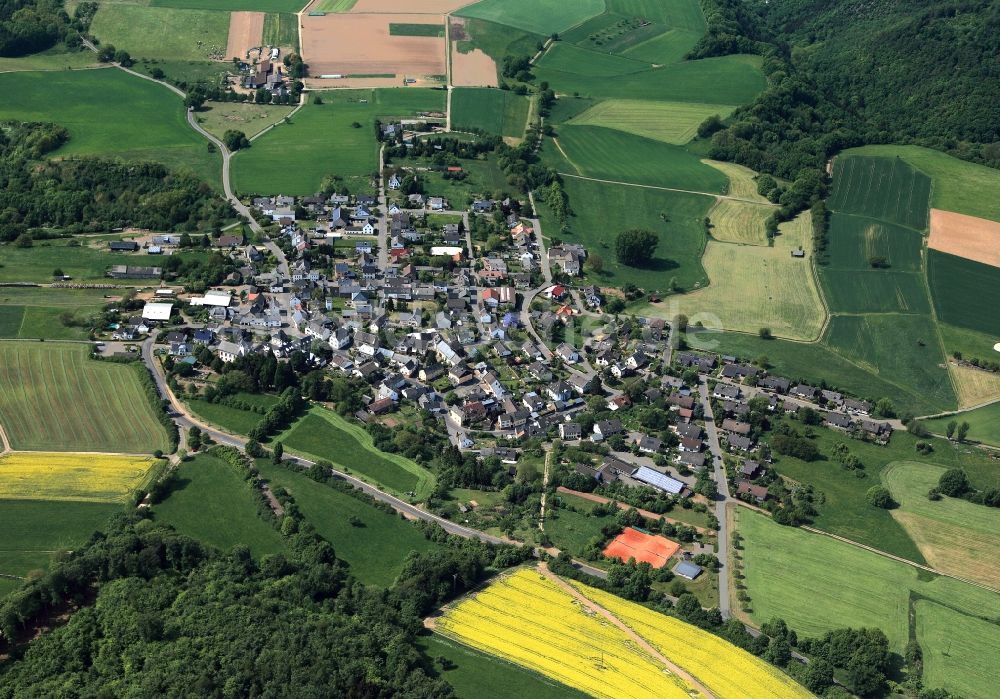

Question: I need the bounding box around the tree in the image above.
[758,327,772,339]
[272,441,283,464]
[14,233,32,248]
[866,485,894,509]
[937,468,969,497]
[98,44,116,62]
[114,49,133,67]
[872,398,896,418]
[605,297,626,314]
[52,268,63,277]
[956,421,970,442]
[945,420,957,439]
[586,253,604,274]
[615,229,658,266]
[223,130,250,151]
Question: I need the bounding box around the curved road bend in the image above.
[140,339,607,578]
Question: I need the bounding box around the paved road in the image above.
[698,380,732,619]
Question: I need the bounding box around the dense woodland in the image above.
[0,122,231,240]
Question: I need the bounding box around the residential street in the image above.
[698,380,733,619]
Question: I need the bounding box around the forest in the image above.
[0,122,232,240]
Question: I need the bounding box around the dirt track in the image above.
[928,208,1000,268]
[225,11,265,62]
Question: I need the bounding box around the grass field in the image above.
[450,88,529,138]
[258,462,437,586]
[949,364,1000,408]
[570,99,735,145]
[536,175,713,291]
[928,250,1000,337]
[562,13,672,56]
[278,407,433,496]
[829,155,931,230]
[544,501,616,557]
[822,212,924,272]
[916,600,1000,699]
[389,22,444,37]
[535,54,766,105]
[150,0,304,12]
[706,198,773,245]
[824,314,956,413]
[0,452,160,503]
[263,12,299,50]
[154,452,284,558]
[398,158,508,208]
[0,499,117,588]
[0,48,98,72]
[454,17,543,71]
[0,342,169,454]
[420,634,588,699]
[922,402,1000,448]
[702,160,771,202]
[536,42,654,77]
[549,126,728,192]
[196,101,297,141]
[455,0,604,36]
[643,212,826,340]
[622,27,702,64]
[882,461,1000,587]
[232,88,445,195]
[736,509,1000,659]
[0,240,122,284]
[845,145,1000,224]
[0,287,111,341]
[186,396,274,435]
[0,69,221,188]
[938,323,1000,362]
[90,5,230,61]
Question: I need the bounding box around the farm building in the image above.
[108,241,139,252]
[141,302,173,321]
[189,290,233,307]
[108,265,161,279]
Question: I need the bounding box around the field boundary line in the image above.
[557,172,779,205]
[550,140,580,175]
[0,421,10,454]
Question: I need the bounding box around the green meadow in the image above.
[922,403,1000,448]
[90,4,229,61]
[570,99,735,145]
[451,88,530,138]
[928,251,1000,337]
[455,0,604,36]
[0,69,221,188]
[150,0,304,11]
[0,287,111,341]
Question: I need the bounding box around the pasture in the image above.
[706,198,773,245]
[90,5,230,61]
[154,452,284,558]
[622,27,702,64]
[455,0,604,36]
[0,69,221,188]
[948,364,1000,408]
[278,407,433,496]
[928,250,1000,337]
[570,99,735,145]
[916,601,1000,699]
[0,240,120,284]
[544,501,616,557]
[0,49,97,72]
[150,0,305,11]
[845,145,1000,223]
[0,342,170,454]
[922,402,1000,449]
[0,452,160,504]
[536,176,713,291]
[550,126,728,192]
[649,212,827,341]
[186,398,271,435]
[537,42,653,77]
[258,462,437,586]
[535,54,766,105]
[0,287,111,341]
[196,101,297,141]
[882,461,1000,587]
[824,314,956,413]
[450,88,529,138]
[829,155,930,230]
[420,635,587,699]
[736,509,1000,655]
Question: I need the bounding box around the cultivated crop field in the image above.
[90,5,230,62]
[0,342,169,454]
[451,88,529,138]
[736,509,1000,664]
[150,0,304,11]
[928,208,1000,268]
[258,462,437,586]
[537,43,653,78]
[706,198,773,245]
[948,364,1000,408]
[455,0,604,36]
[571,99,735,145]
[882,461,1000,587]
[823,212,924,271]
[829,155,930,230]
[0,452,160,503]
[928,250,1000,337]
[0,69,221,188]
[278,407,433,496]
[154,452,284,558]
[819,268,930,314]
[654,212,826,340]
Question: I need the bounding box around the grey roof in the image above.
[674,561,703,579]
[632,466,685,494]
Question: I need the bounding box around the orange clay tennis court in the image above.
[602,527,681,569]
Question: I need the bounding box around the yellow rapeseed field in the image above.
[570,581,814,699]
[0,452,159,503]
[436,569,696,699]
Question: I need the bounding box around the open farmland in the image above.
[571,99,735,145]
[0,69,221,188]
[922,402,1000,448]
[536,176,713,291]
[824,314,956,412]
[736,509,1000,661]
[917,601,1000,699]
[0,452,160,504]
[450,32,499,87]
[819,268,930,314]
[822,212,924,271]
[645,212,827,340]
[0,342,169,454]
[155,452,284,557]
[455,0,604,36]
[928,250,1000,337]
[537,43,653,78]
[278,407,433,496]
[90,5,230,61]
[263,12,298,51]
[436,568,697,699]
[195,101,297,141]
[258,462,438,586]
[882,461,1000,587]
[928,208,1000,268]
[451,88,529,138]
[706,198,773,245]
[0,240,121,284]
[702,159,771,202]
[948,364,1000,407]
[226,11,264,60]
[150,0,304,10]
[551,126,728,192]
[0,287,111,341]
[829,155,931,230]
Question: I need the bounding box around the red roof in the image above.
[550,285,566,298]
[446,166,463,172]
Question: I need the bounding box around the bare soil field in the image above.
[928,208,1000,268]
[451,43,497,86]
[349,0,472,12]
[226,11,265,62]
[302,13,446,78]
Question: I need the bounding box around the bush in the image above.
[866,485,894,509]
[937,468,970,497]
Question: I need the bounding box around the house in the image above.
[758,376,790,394]
[737,480,770,503]
[635,435,663,454]
[568,373,593,395]
[824,412,853,430]
[369,398,395,415]
[555,343,579,363]
[713,384,741,400]
[677,353,717,373]
[387,173,401,190]
[428,196,447,211]
[678,451,707,469]
[108,265,161,280]
[861,419,893,443]
[721,363,759,381]
[821,390,844,406]
[790,384,818,401]
[217,339,249,363]
[631,466,686,495]
[721,419,751,436]
[559,423,582,440]
[497,410,530,431]
[679,437,702,453]
[676,422,702,440]
[592,419,623,441]
[547,245,584,276]
[547,381,574,403]
[471,199,493,213]
[728,435,755,452]
[844,398,873,415]
[608,395,632,411]
[741,460,763,479]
